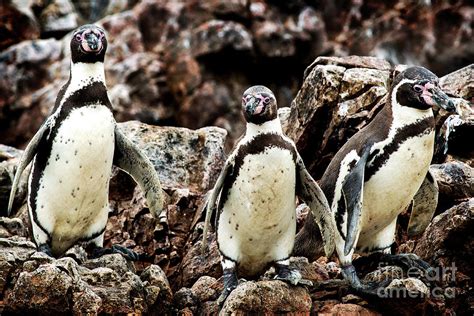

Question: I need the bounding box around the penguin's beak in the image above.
[82,31,102,53]
[245,96,264,116]
[422,84,457,113]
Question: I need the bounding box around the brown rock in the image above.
[39,0,79,34]
[415,199,473,276]
[177,230,221,289]
[190,276,220,303]
[285,58,390,177]
[304,55,392,78]
[430,162,474,201]
[191,20,253,57]
[140,264,173,309]
[4,261,75,314]
[440,64,474,101]
[220,280,312,314]
[117,121,226,193]
[318,303,380,316]
[0,1,40,50]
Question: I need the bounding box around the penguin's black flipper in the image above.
[114,126,164,218]
[407,169,438,237]
[8,120,51,215]
[295,153,335,257]
[342,147,371,256]
[201,160,231,254]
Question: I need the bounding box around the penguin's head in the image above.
[242,85,277,124]
[71,24,107,63]
[392,66,456,113]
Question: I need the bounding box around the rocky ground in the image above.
[0,56,472,314]
[0,0,473,315]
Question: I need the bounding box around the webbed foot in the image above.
[274,261,313,286]
[342,264,391,297]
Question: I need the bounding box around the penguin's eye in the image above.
[75,34,82,41]
[263,97,270,105]
[413,85,423,93]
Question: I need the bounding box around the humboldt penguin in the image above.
[294,66,456,294]
[202,85,336,304]
[8,24,164,259]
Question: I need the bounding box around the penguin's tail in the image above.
[293,212,326,261]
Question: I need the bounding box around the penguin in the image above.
[294,66,457,294]
[7,24,164,259]
[201,85,336,304]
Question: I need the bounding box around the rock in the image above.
[289,257,330,283]
[285,57,390,177]
[0,237,174,314]
[430,162,474,201]
[0,217,26,238]
[316,303,380,316]
[5,263,75,314]
[415,199,473,276]
[0,1,40,51]
[140,264,173,308]
[304,55,392,78]
[220,280,312,314]
[440,64,473,101]
[201,0,248,17]
[39,0,79,34]
[190,276,220,302]
[0,38,63,145]
[174,287,198,310]
[177,229,221,289]
[384,278,430,297]
[117,121,226,192]
[190,20,253,57]
[253,20,296,58]
[82,253,135,275]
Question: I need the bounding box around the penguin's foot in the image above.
[379,253,433,276]
[342,264,391,297]
[37,243,54,257]
[355,252,434,280]
[90,244,140,261]
[217,268,238,307]
[274,262,313,286]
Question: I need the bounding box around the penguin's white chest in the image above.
[217,147,296,275]
[361,131,435,233]
[33,104,115,250]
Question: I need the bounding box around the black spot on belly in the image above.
[249,238,253,241]
[235,224,239,231]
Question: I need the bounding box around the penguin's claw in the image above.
[274,264,313,287]
[90,244,140,261]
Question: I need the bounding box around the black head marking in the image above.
[71,24,107,63]
[392,66,454,111]
[242,85,277,124]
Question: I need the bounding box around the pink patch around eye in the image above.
[424,82,435,90]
